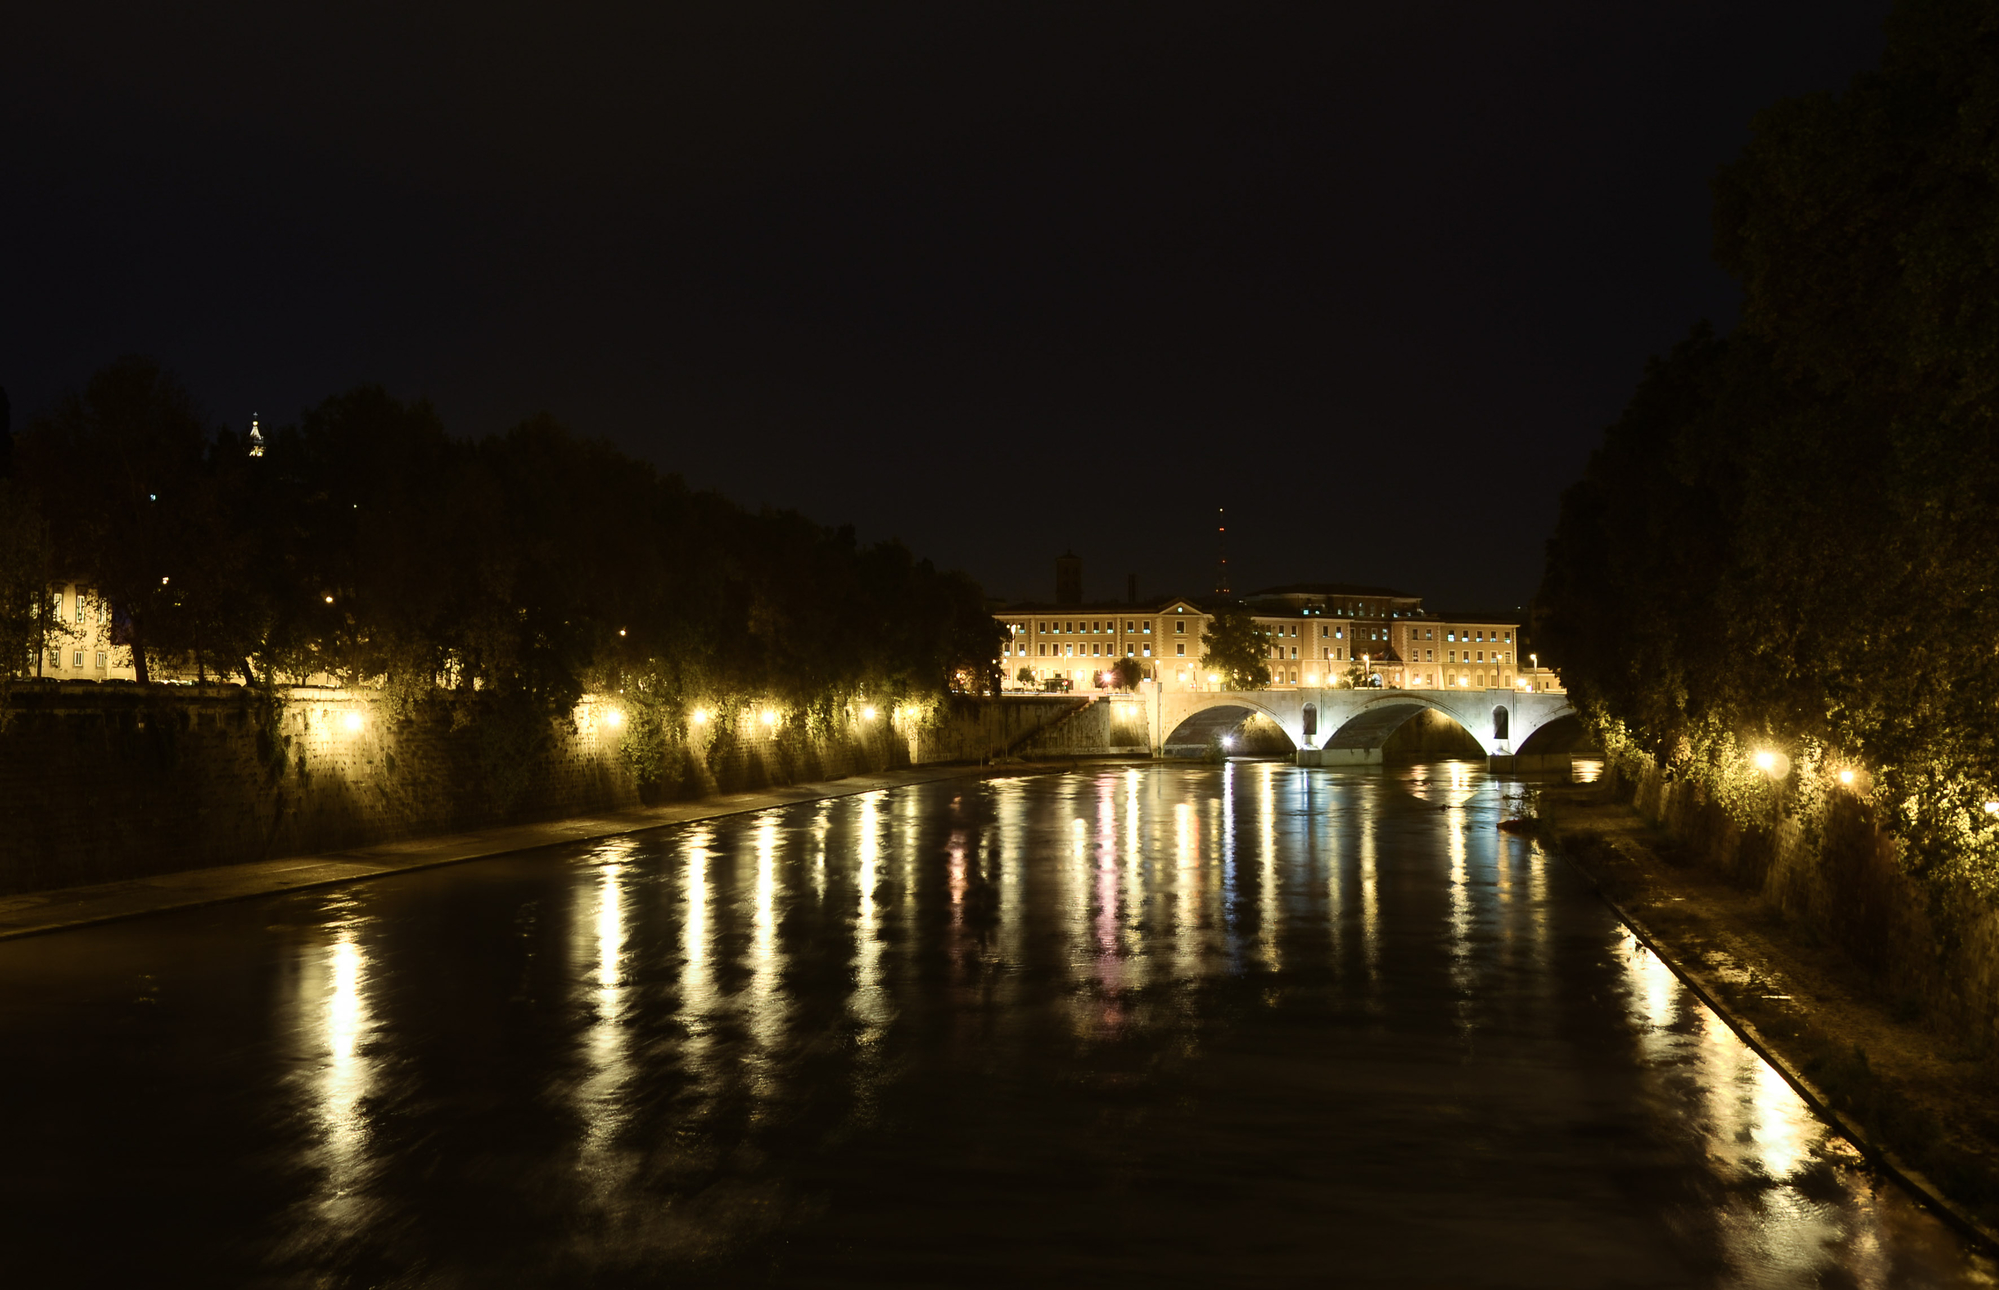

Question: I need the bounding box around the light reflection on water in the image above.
[9,761,1995,1286]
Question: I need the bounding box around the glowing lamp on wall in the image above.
[761,709,779,727]
[1753,751,1775,772]
[1838,769,1855,786]
[604,707,624,729]
[343,711,364,733]
[861,705,877,720]
[691,708,710,725]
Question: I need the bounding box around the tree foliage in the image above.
[1537,0,1999,885]
[1199,606,1270,690]
[12,362,1003,732]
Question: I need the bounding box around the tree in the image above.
[1015,666,1035,686]
[1110,655,1142,690]
[1535,0,1999,881]
[1199,606,1270,689]
[16,357,214,684]
[0,482,57,698]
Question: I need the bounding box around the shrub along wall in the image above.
[0,684,1110,895]
[1606,748,1999,1055]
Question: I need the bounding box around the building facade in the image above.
[32,582,137,682]
[995,566,1557,695]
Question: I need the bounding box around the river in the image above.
[1,762,1990,1286]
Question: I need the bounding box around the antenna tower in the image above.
[1214,507,1230,598]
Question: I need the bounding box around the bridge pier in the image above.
[1295,748,1381,767]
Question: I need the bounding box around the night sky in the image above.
[5,2,1889,611]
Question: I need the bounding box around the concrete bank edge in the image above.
[1549,822,1999,1254]
[0,762,1090,944]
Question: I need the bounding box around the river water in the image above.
[1,762,1991,1287]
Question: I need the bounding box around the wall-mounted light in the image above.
[1753,751,1775,772]
[343,711,364,733]
[691,708,709,725]
[761,709,779,727]
[861,705,877,720]
[604,707,624,729]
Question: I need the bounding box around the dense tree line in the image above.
[1538,0,1999,883]
[2,359,1002,734]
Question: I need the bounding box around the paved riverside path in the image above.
[0,764,1013,941]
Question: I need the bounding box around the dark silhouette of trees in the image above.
[1537,0,1999,880]
[12,365,1002,732]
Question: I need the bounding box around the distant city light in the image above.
[324,595,335,604]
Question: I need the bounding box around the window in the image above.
[1320,625,1329,637]
[1449,651,1457,663]
[1175,621,1186,634]
[1143,620,1152,633]
[1290,647,1298,659]
[1447,631,1456,641]
[47,650,58,668]
[1322,647,1329,659]
[96,652,107,669]
[1425,650,1433,662]
[1065,645,1074,657]
[73,650,84,668]
[1176,643,1186,656]
[1125,621,1134,632]
[1092,621,1101,633]
[1142,645,1151,657]
[74,592,86,625]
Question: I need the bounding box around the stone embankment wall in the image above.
[1608,751,1999,1053]
[0,684,1111,895]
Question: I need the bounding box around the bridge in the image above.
[1137,684,1578,769]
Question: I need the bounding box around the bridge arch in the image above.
[1320,696,1487,757]
[1160,700,1300,755]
